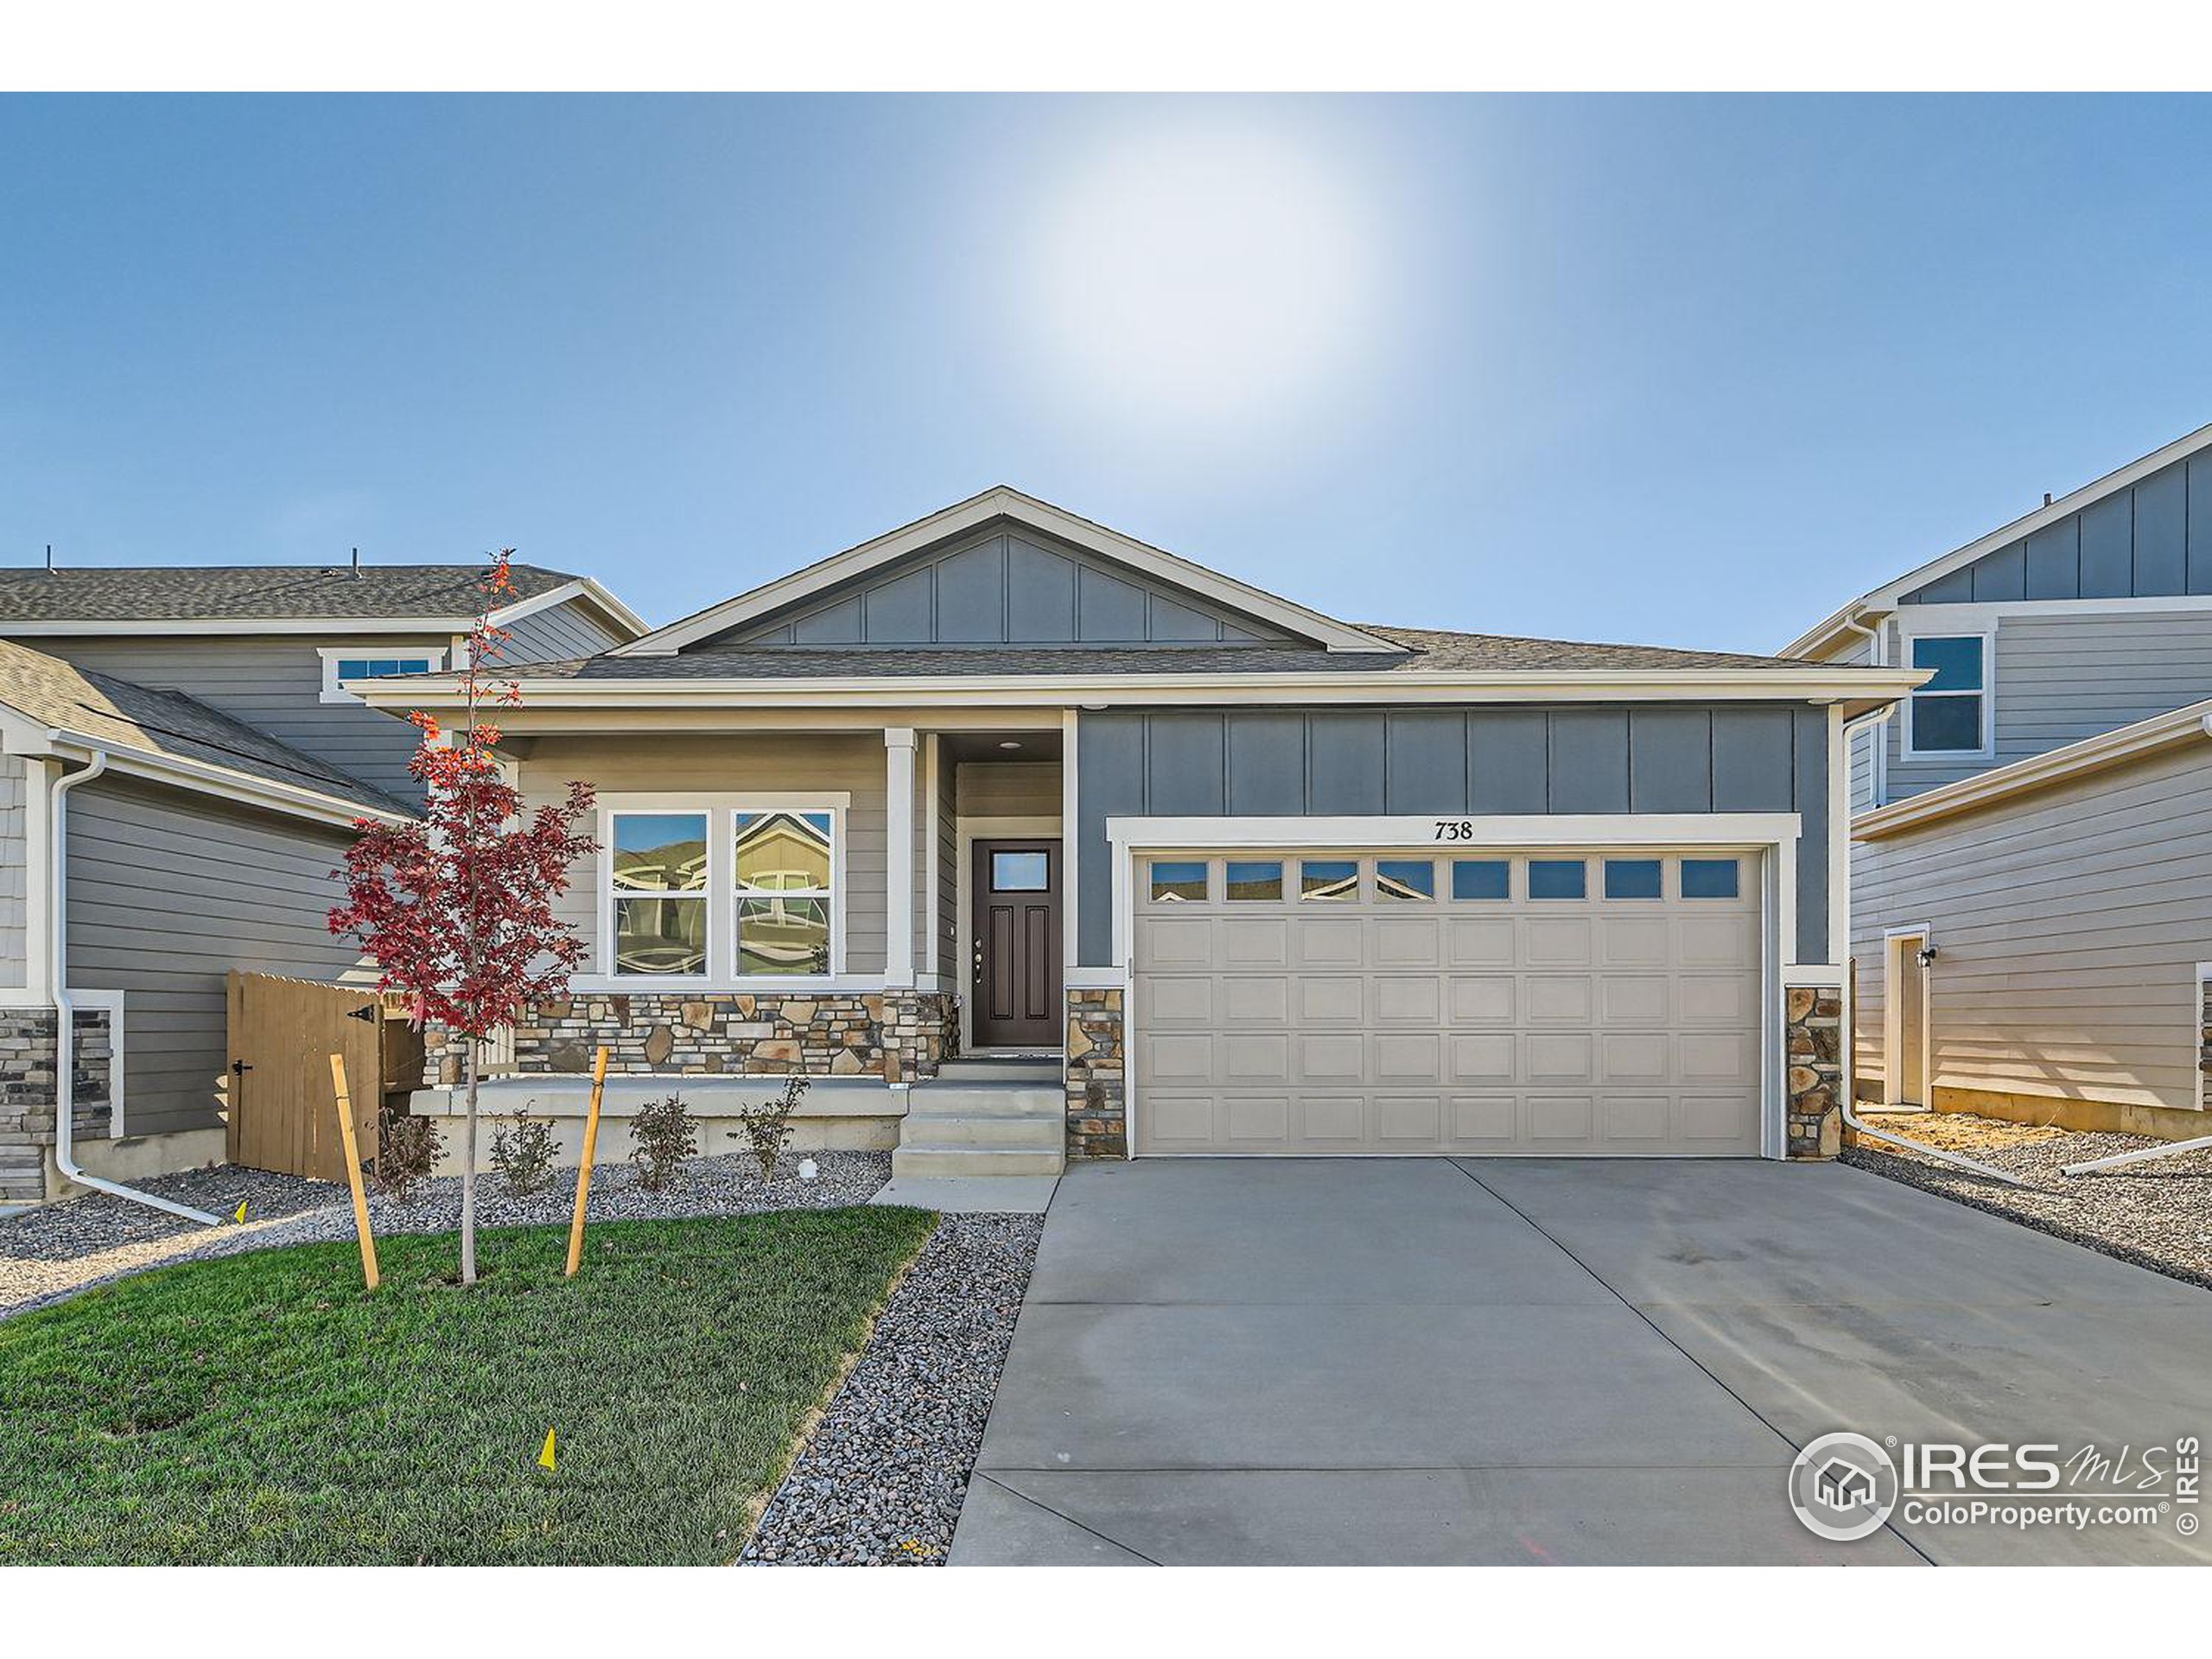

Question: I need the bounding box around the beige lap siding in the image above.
[516,733,891,977]
[1852,741,2212,1114]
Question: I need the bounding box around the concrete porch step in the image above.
[892,1144,1066,1179]
[898,1111,1062,1150]
[906,1084,1065,1118]
[935,1058,1064,1085]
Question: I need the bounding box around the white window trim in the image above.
[1897,626,1995,761]
[320,645,450,704]
[587,792,849,990]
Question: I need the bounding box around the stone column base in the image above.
[1785,985,1844,1158]
[1064,986,1126,1158]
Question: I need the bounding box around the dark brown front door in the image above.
[971,839,1062,1048]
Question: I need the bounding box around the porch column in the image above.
[883,727,917,987]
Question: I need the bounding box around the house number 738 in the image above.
[1433,820,1477,841]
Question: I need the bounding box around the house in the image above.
[1783,423,2212,1142]
[0,562,647,1204]
[359,487,1917,1173]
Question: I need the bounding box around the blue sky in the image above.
[3,93,2209,652]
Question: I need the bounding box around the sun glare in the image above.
[1020,118,1387,444]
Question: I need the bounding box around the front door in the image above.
[971,839,1062,1048]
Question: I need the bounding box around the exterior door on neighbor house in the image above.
[971,839,1062,1048]
[1888,931,1929,1109]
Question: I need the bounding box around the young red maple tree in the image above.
[328,550,595,1284]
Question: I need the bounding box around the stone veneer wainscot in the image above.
[1065,987,1126,1159]
[0,1007,114,1203]
[1785,985,1845,1158]
[422,990,957,1086]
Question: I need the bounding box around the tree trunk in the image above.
[461,1039,480,1285]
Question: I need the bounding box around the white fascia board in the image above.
[610,486,1404,657]
[17,723,410,830]
[1780,421,2212,660]
[1853,697,2212,842]
[356,665,1929,715]
[488,577,651,641]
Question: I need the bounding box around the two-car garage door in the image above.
[1132,849,1764,1156]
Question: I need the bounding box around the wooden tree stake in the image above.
[329,1052,379,1291]
[565,1046,611,1278]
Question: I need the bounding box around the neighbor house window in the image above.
[320,646,448,702]
[1906,634,1989,754]
[735,810,835,976]
[610,812,709,976]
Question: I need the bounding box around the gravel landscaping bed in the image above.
[1844,1113,2212,1292]
[0,1150,892,1319]
[742,1211,1044,1567]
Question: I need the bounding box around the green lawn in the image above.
[0,1206,937,1564]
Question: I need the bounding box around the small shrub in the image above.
[629,1093,696,1191]
[729,1077,809,1180]
[490,1103,561,1197]
[374,1105,442,1204]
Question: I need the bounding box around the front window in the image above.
[606,804,839,978]
[610,812,709,976]
[735,811,835,975]
[1907,634,1988,754]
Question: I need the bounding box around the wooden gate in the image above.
[226,972,416,1181]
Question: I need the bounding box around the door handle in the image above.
[972,938,984,984]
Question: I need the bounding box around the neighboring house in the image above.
[0,563,649,1203]
[1783,422,2212,1140]
[361,487,1915,1174]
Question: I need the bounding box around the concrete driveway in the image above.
[950,1158,2212,1566]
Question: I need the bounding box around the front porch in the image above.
[410,716,1077,1159]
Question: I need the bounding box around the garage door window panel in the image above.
[1529,859,1587,899]
[1300,860,1359,900]
[1451,859,1510,900]
[1150,861,1210,903]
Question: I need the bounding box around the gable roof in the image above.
[0,639,412,825]
[0,563,647,639]
[613,486,1408,657]
[1783,421,2212,659]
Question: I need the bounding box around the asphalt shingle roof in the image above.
[0,639,414,818]
[473,622,1819,682]
[0,564,580,625]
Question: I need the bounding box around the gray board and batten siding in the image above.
[1074,704,1831,968]
[713,524,1305,650]
[1902,451,2212,604]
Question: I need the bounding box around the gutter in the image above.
[48,751,221,1224]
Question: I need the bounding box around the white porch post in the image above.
[884,727,917,988]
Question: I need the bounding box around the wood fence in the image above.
[226,972,421,1181]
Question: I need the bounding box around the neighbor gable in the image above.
[712,523,1301,650]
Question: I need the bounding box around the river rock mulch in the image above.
[0,1150,892,1319]
[1843,1113,2212,1293]
[742,1211,1044,1567]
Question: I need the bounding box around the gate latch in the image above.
[345,1005,378,1024]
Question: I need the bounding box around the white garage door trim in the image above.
[1098,813,1805,1161]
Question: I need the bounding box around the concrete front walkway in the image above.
[950,1158,2212,1566]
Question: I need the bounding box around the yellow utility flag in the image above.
[234,1199,248,1224]
[538,1429,557,1471]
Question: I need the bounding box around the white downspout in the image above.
[49,750,221,1225]
[1832,702,2029,1189]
